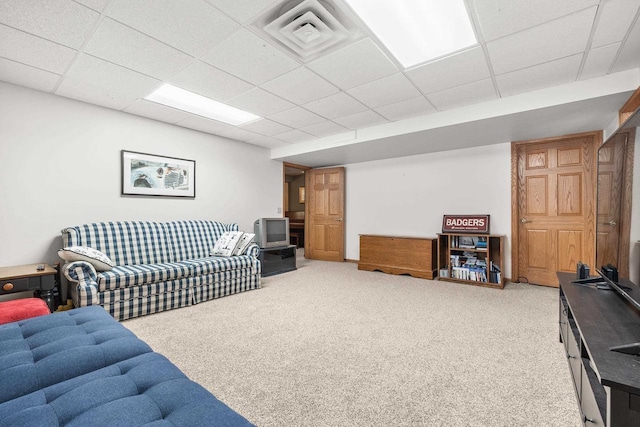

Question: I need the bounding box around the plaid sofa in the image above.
[60,220,260,321]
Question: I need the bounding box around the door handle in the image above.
[336,217,343,222]
[520,218,529,224]
[608,220,617,227]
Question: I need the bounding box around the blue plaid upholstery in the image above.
[96,262,191,291]
[191,269,260,303]
[61,220,261,321]
[180,255,259,276]
[166,220,234,261]
[62,222,172,266]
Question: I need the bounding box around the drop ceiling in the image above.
[1,0,639,167]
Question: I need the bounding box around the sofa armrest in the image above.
[62,261,100,306]
[244,243,260,259]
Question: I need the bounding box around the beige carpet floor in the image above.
[123,253,581,427]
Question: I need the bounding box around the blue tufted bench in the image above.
[0,306,253,426]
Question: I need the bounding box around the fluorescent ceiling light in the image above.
[343,0,477,68]
[145,84,259,126]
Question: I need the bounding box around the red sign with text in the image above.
[442,215,490,234]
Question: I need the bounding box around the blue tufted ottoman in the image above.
[0,306,254,426]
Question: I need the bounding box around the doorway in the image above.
[283,163,346,262]
[284,163,310,254]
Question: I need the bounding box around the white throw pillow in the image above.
[233,233,255,256]
[210,231,244,257]
[58,246,114,271]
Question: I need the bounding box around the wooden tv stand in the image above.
[358,235,437,279]
[558,272,640,426]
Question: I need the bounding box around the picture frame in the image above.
[299,186,305,204]
[121,150,195,198]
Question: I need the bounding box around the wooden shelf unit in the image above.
[358,235,437,279]
[437,233,505,289]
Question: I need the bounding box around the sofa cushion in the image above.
[96,262,191,291]
[61,221,173,266]
[166,220,236,261]
[0,306,152,404]
[0,334,254,427]
[179,255,258,276]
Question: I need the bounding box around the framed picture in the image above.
[121,150,195,198]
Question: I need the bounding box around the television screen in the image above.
[266,219,287,242]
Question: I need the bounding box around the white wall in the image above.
[344,143,513,278]
[0,82,282,269]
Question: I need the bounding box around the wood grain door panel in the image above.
[596,137,625,269]
[306,167,345,262]
[515,133,598,287]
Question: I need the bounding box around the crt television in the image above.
[254,217,290,249]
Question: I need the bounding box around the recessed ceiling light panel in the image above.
[145,84,260,126]
[343,0,478,68]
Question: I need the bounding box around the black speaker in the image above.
[602,264,619,282]
[577,262,589,280]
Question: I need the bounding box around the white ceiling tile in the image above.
[0,0,99,49]
[176,115,261,141]
[227,88,295,117]
[307,38,398,90]
[471,0,599,42]
[0,57,60,92]
[205,0,280,24]
[247,136,290,149]
[375,96,436,122]
[240,118,292,136]
[487,8,596,75]
[124,99,193,124]
[611,15,640,73]
[55,54,160,110]
[303,92,368,119]
[427,79,497,111]
[591,0,640,48]
[261,67,339,105]
[268,106,325,128]
[0,25,77,74]
[74,0,109,12]
[347,73,422,109]
[406,47,490,94]
[169,61,253,101]
[300,121,348,138]
[496,54,583,97]
[85,19,191,80]
[202,28,300,85]
[580,43,621,80]
[333,110,388,130]
[107,0,238,57]
[273,129,316,143]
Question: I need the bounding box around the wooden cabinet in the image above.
[437,233,505,288]
[358,235,437,279]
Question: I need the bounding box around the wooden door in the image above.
[513,132,598,287]
[596,133,627,269]
[305,167,345,262]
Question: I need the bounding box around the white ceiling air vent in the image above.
[256,0,360,61]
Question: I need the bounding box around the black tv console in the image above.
[258,245,297,277]
[558,272,640,426]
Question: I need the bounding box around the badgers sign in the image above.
[442,215,490,233]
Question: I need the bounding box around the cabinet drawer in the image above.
[580,364,605,426]
[0,278,29,293]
